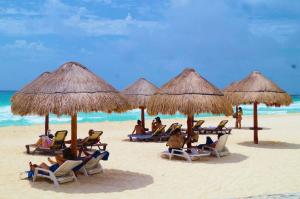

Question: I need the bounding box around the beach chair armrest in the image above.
[202,146,215,151]
[35,168,51,173]
[34,167,54,177]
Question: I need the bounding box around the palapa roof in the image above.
[11,62,129,116]
[122,78,159,109]
[224,71,292,106]
[147,68,233,116]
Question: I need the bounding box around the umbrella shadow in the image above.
[161,153,248,164]
[30,169,154,193]
[228,127,271,130]
[238,141,300,149]
[121,138,166,144]
[197,153,248,164]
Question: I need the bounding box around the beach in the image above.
[0,114,299,199]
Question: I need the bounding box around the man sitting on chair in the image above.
[132,120,146,135]
[166,128,185,153]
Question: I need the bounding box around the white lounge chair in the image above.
[33,160,83,186]
[202,134,230,158]
[161,148,211,162]
[80,153,105,176]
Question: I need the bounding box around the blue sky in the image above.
[0,0,299,93]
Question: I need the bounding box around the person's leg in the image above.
[39,163,50,170]
[35,138,42,146]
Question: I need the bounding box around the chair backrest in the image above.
[85,153,106,170]
[193,120,205,130]
[215,134,229,152]
[165,123,178,134]
[153,125,167,136]
[54,160,82,177]
[85,131,103,146]
[216,120,228,130]
[51,130,68,149]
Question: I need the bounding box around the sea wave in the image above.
[1,97,300,127]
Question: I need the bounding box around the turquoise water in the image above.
[0,91,299,127]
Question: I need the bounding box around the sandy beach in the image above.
[0,114,299,199]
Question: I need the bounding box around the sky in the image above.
[0,0,299,94]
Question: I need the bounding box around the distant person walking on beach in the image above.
[237,107,243,129]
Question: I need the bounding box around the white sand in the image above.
[0,114,300,199]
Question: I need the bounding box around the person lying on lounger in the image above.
[132,120,146,135]
[34,130,54,148]
[166,128,185,153]
[197,133,224,149]
[65,129,98,145]
[29,147,76,173]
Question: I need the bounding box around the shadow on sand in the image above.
[30,169,154,193]
[238,141,300,149]
[161,153,248,164]
[201,153,248,164]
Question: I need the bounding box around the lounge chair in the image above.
[78,131,107,151]
[79,152,108,176]
[128,125,167,142]
[33,160,82,186]
[182,120,205,132]
[26,130,68,155]
[161,132,210,162]
[161,148,211,162]
[201,134,230,158]
[198,120,231,134]
[159,123,183,142]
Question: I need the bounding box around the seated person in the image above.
[152,117,165,133]
[197,133,224,149]
[65,129,97,145]
[132,120,146,135]
[34,131,54,148]
[166,128,185,153]
[29,147,76,173]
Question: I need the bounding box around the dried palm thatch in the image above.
[224,71,292,144]
[122,78,159,109]
[11,62,129,116]
[122,78,158,128]
[15,72,52,134]
[147,68,233,116]
[224,71,292,106]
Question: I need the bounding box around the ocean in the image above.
[0,91,299,127]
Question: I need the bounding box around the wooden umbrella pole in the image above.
[253,102,258,144]
[235,105,238,128]
[71,113,78,157]
[140,107,145,129]
[186,115,194,149]
[45,114,49,136]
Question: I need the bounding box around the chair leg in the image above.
[25,145,30,154]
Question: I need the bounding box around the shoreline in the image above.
[1,112,300,129]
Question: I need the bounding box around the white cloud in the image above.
[82,0,112,4]
[250,20,300,43]
[0,0,157,36]
[2,40,49,51]
[0,7,39,16]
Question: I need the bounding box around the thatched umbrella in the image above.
[11,62,129,155]
[122,78,158,128]
[147,68,233,148]
[16,72,52,135]
[224,71,292,144]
